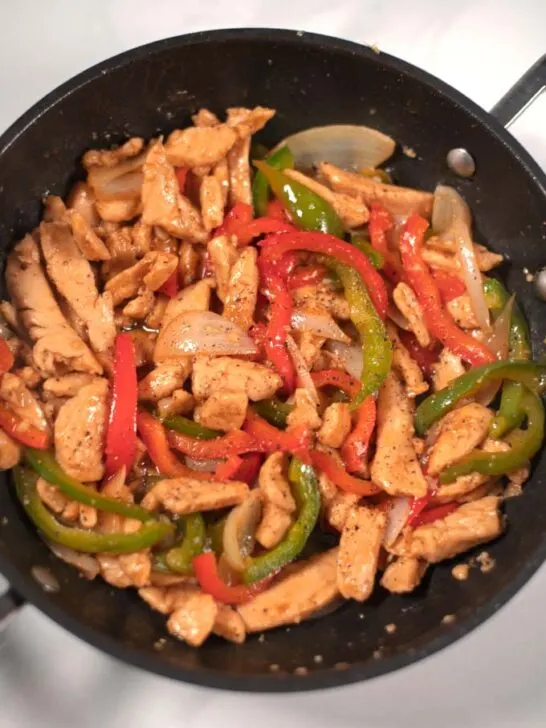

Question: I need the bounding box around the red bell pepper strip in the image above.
[215,202,253,237]
[214,454,242,480]
[0,405,49,449]
[260,230,388,319]
[157,270,179,298]
[193,551,275,605]
[432,270,466,303]
[267,199,290,221]
[244,409,311,460]
[236,217,295,246]
[259,256,296,393]
[274,251,301,280]
[410,502,459,528]
[310,450,380,496]
[311,368,360,398]
[398,215,495,367]
[368,203,402,284]
[286,264,328,290]
[0,337,14,376]
[105,333,138,475]
[215,452,263,484]
[175,167,188,194]
[341,396,376,474]
[398,330,440,378]
[136,410,215,480]
[168,428,259,460]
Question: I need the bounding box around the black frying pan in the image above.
[0,29,545,692]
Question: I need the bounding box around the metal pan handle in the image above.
[490,54,546,128]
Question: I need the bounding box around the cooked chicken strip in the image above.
[194,390,248,431]
[227,135,252,205]
[40,221,116,355]
[97,552,151,589]
[54,378,108,482]
[318,403,352,449]
[292,282,350,320]
[284,168,369,228]
[157,389,195,419]
[167,591,218,646]
[0,429,22,470]
[105,251,178,306]
[432,348,466,392]
[207,234,238,302]
[319,162,433,218]
[381,556,428,594]
[392,496,503,563]
[192,357,282,402]
[255,502,293,549]
[337,506,387,601]
[70,210,111,261]
[223,246,259,332]
[258,453,296,512]
[6,236,102,375]
[66,181,100,227]
[141,142,207,243]
[371,372,427,497]
[393,282,430,348]
[199,174,225,231]
[446,294,479,330]
[160,279,214,334]
[192,108,220,127]
[141,477,249,514]
[237,549,339,631]
[426,403,493,476]
[226,106,276,138]
[83,137,144,169]
[387,323,429,398]
[0,372,49,432]
[213,604,246,644]
[138,361,192,402]
[165,125,237,169]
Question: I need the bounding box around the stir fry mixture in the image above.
[1,106,544,647]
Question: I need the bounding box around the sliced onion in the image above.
[478,295,514,405]
[95,170,143,201]
[272,125,396,172]
[222,490,263,572]
[290,309,350,343]
[155,311,258,361]
[184,456,221,473]
[325,340,363,379]
[87,151,146,201]
[383,497,411,546]
[286,334,319,402]
[46,541,100,580]
[387,304,410,331]
[432,185,490,332]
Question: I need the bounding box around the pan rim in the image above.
[1,26,545,692]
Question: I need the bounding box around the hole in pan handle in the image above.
[0,587,25,631]
[490,54,546,128]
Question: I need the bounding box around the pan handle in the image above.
[490,54,546,128]
[0,587,25,630]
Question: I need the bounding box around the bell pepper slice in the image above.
[414,360,546,436]
[105,333,137,476]
[193,551,275,605]
[310,450,380,496]
[410,502,459,528]
[254,160,345,238]
[236,217,296,246]
[267,199,290,221]
[215,453,262,484]
[286,263,329,290]
[0,406,49,449]
[243,408,310,459]
[215,202,254,238]
[0,336,14,376]
[252,145,295,217]
[24,448,159,521]
[15,468,173,553]
[341,395,376,474]
[441,387,544,483]
[325,259,392,408]
[399,330,440,378]
[168,428,259,460]
[162,513,207,574]
[367,203,402,283]
[162,415,220,440]
[350,234,385,270]
[175,166,188,194]
[253,397,293,429]
[137,410,215,481]
[157,270,179,298]
[432,270,466,302]
[242,457,320,584]
[399,214,495,367]
[260,230,388,320]
[311,368,360,398]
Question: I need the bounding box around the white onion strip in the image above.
[286,334,319,403]
[290,310,350,343]
[325,340,363,379]
[383,497,411,546]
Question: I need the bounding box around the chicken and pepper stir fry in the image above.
[1,107,544,648]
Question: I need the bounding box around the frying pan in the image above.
[0,29,545,692]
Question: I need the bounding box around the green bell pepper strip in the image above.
[153,513,207,574]
[253,397,293,429]
[324,257,392,409]
[350,233,385,270]
[254,160,345,238]
[24,448,156,522]
[252,145,295,217]
[242,457,320,584]
[14,468,173,553]
[208,515,227,556]
[440,388,544,483]
[162,415,220,440]
[414,361,546,436]
[483,278,532,439]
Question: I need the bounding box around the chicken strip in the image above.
[392,496,503,563]
[54,378,108,482]
[381,557,428,594]
[226,106,276,138]
[446,294,478,330]
[286,388,322,430]
[432,348,466,392]
[70,211,111,261]
[213,604,246,644]
[66,181,100,228]
[426,403,493,476]
[227,134,252,206]
[318,403,352,449]
[337,506,387,601]
[258,453,296,512]
[199,174,225,231]
[319,162,433,218]
[371,372,427,497]
[223,247,259,333]
[207,234,238,302]
[138,361,192,402]
[141,477,249,514]
[97,552,151,589]
[6,236,101,375]
[292,282,350,320]
[159,279,214,335]
[141,142,207,243]
[255,502,293,549]
[237,549,339,632]
[0,372,49,433]
[168,592,218,646]
[40,221,116,355]
[105,251,178,306]
[83,137,144,169]
[192,357,282,402]
[387,323,429,398]
[194,389,248,431]
[392,282,430,348]
[165,124,237,169]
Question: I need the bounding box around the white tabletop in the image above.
[0,1,545,726]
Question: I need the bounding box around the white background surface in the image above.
[0,1,545,726]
